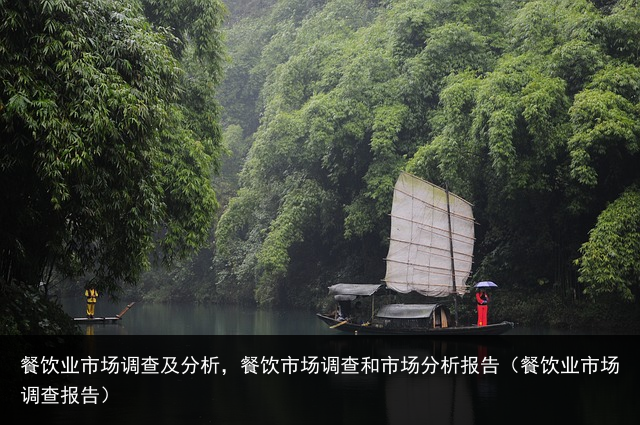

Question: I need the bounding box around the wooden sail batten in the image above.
[416,223,475,242]
[391,214,475,240]
[385,258,472,273]
[393,188,475,220]
[387,237,475,260]
[415,247,473,264]
[390,218,476,246]
[384,257,472,272]
[383,279,460,288]
[389,207,475,226]
[394,183,474,208]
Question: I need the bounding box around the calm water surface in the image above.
[61,297,621,335]
[61,297,335,335]
[25,299,636,425]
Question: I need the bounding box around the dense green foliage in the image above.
[578,186,640,302]
[0,0,225,332]
[214,0,640,324]
[2,0,638,331]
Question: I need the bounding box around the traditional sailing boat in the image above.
[317,172,514,335]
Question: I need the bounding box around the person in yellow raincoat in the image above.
[85,286,99,318]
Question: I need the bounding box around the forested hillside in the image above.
[212,0,640,328]
[0,0,226,333]
[3,0,638,333]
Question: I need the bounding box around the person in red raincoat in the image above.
[476,289,489,326]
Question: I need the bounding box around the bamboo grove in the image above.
[0,0,226,333]
[1,0,639,333]
[214,0,640,322]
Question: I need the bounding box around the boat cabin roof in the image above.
[376,303,444,319]
[328,283,386,298]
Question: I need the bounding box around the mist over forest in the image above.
[210,0,640,326]
[2,0,639,333]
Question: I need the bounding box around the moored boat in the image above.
[317,172,514,335]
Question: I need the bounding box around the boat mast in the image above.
[445,185,459,326]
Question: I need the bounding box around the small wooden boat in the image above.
[74,302,135,324]
[317,172,515,335]
[317,312,514,335]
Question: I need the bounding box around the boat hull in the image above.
[73,302,135,324]
[317,314,514,335]
[73,317,122,324]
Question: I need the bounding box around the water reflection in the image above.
[62,298,335,335]
[385,373,474,425]
[13,309,639,425]
[62,297,635,336]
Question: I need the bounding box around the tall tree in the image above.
[578,186,640,302]
[0,0,225,295]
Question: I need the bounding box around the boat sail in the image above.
[317,172,514,335]
[384,172,474,298]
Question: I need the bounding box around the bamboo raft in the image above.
[73,302,135,324]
